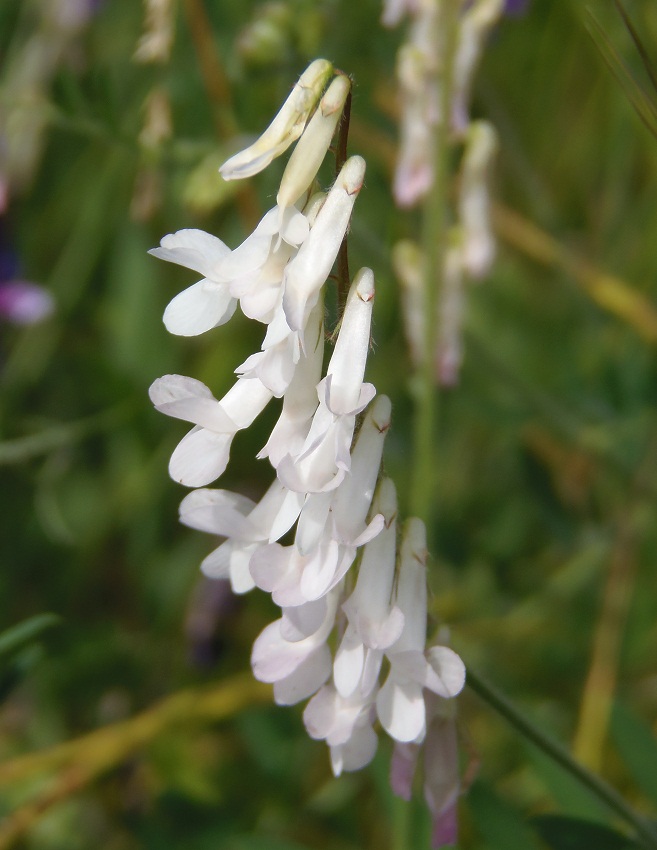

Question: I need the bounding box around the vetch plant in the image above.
[150,58,466,845]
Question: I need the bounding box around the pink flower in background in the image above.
[0,220,54,326]
[504,0,530,16]
[0,280,54,325]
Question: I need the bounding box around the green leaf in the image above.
[227,837,315,850]
[585,8,657,140]
[467,781,543,850]
[531,814,640,850]
[0,644,46,702]
[611,702,657,805]
[0,613,60,660]
[524,747,609,822]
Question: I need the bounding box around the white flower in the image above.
[303,683,378,776]
[219,58,334,180]
[452,0,504,134]
[258,301,324,466]
[458,120,497,279]
[334,478,404,698]
[179,479,304,593]
[282,156,366,333]
[436,238,465,387]
[149,229,237,336]
[219,203,310,325]
[149,374,272,487]
[251,590,339,705]
[381,0,420,28]
[277,73,351,214]
[390,694,461,849]
[251,393,391,608]
[277,267,376,494]
[376,519,466,743]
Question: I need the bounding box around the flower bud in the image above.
[220,58,333,180]
[283,155,366,331]
[458,120,497,279]
[277,74,351,212]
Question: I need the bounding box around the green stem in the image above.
[409,2,460,521]
[391,795,412,850]
[466,668,657,850]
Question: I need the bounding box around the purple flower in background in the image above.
[504,0,530,16]
[0,280,54,325]
[0,218,54,325]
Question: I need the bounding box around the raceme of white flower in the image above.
[149,58,465,829]
[386,0,500,389]
[384,0,503,208]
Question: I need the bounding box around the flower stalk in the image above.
[149,59,465,841]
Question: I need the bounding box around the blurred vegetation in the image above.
[1,0,657,848]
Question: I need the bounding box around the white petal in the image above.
[201,541,257,584]
[238,280,281,324]
[333,626,365,698]
[424,646,466,698]
[236,345,296,398]
[361,648,384,697]
[168,427,233,487]
[324,268,375,414]
[299,539,341,601]
[334,724,378,773]
[149,375,237,431]
[303,685,337,740]
[277,420,349,495]
[296,491,333,556]
[248,543,286,592]
[277,76,350,212]
[350,513,385,548]
[267,489,306,542]
[361,606,405,651]
[325,544,359,595]
[179,488,255,536]
[251,620,312,683]
[254,547,306,608]
[149,229,230,278]
[282,157,366,331]
[149,373,214,405]
[279,206,310,246]
[376,675,426,743]
[219,59,333,180]
[218,378,273,429]
[273,644,332,705]
[163,279,237,336]
[219,231,272,281]
[200,540,232,579]
[331,396,391,542]
[280,597,328,640]
[229,544,257,594]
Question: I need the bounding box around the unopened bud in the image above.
[220,58,333,180]
[459,120,497,278]
[283,155,366,331]
[392,240,423,367]
[277,74,351,212]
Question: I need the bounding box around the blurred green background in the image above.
[1,0,657,848]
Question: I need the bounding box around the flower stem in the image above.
[409,2,459,522]
[466,667,657,850]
